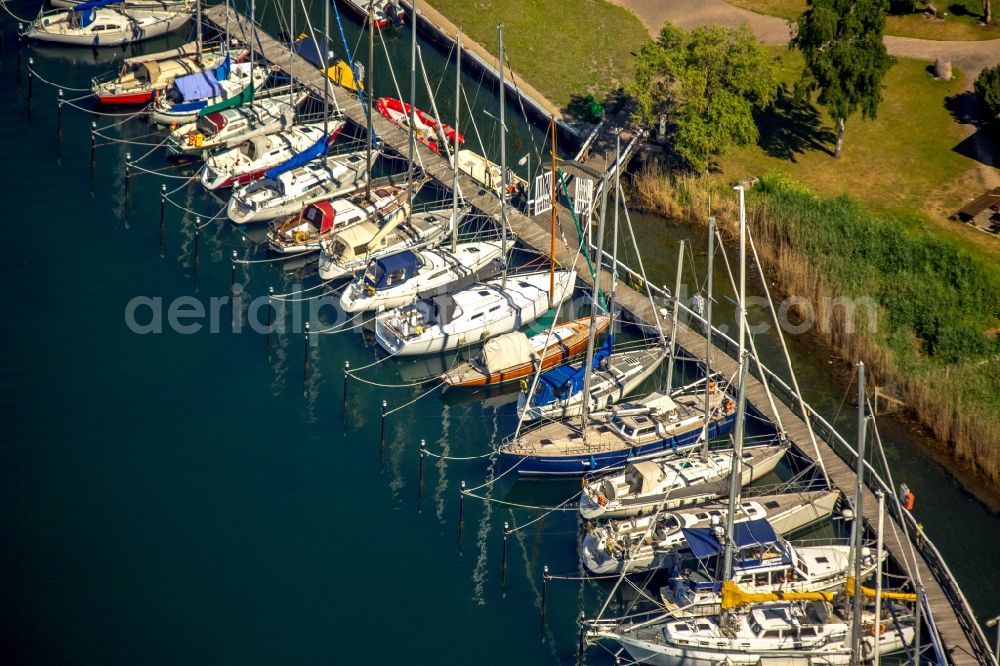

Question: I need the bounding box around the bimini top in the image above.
[682,518,779,560]
[368,251,418,290]
[172,70,223,102]
[533,334,613,406]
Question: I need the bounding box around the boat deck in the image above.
[200,6,993,664]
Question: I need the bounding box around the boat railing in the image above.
[580,242,996,665]
[738,477,829,498]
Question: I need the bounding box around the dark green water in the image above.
[1,3,998,664]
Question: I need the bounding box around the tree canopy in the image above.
[626,23,779,172]
[792,0,894,158]
[974,65,1000,117]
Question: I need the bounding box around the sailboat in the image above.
[91,42,241,105]
[578,442,787,519]
[338,0,405,28]
[579,489,840,575]
[24,0,191,47]
[316,201,452,279]
[150,61,270,126]
[199,121,344,190]
[266,183,410,254]
[440,315,611,388]
[165,96,302,157]
[337,240,505,313]
[658,519,886,618]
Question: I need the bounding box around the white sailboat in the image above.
[199,121,344,190]
[226,149,370,224]
[337,241,504,313]
[578,443,787,519]
[266,184,409,255]
[373,268,577,356]
[316,203,451,280]
[165,96,301,157]
[579,489,839,576]
[150,62,270,126]
[24,0,191,47]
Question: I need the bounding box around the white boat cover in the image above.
[482,331,534,374]
[643,392,678,414]
[626,461,665,494]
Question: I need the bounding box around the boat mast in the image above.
[406,0,417,220]
[700,216,715,457]
[609,135,620,333]
[850,361,868,664]
[287,0,293,108]
[365,0,374,200]
[580,174,609,434]
[721,186,749,585]
[195,0,202,60]
[664,240,684,392]
[450,31,461,253]
[498,22,508,283]
[549,115,556,308]
[322,0,329,167]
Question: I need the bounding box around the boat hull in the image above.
[502,412,736,476]
[97,90,155,105]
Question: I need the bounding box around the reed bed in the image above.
[633,165,1000,490]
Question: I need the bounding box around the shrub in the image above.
[974,65,1000,117]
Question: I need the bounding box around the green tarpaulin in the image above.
[197,82,255,117]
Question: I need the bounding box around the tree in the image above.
[626,23,779,172]
[974,65,1000,116]
[984,0,993,26]
[792,0,894,158]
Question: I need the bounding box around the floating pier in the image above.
[200,5,995,664]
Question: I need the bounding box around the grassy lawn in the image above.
[726,0,1000,40]
[718,49,1000,263]
[426,0,648,108]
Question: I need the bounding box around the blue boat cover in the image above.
[370,251,418,290]
[532,334,613,405]
[172,70,223,103]
[264,134,328,180]
[75,0,120,27]
[682,518,779,560]
[214,55,231,82]
[293,38,333,70]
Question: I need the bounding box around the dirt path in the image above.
[609,0,1000,82]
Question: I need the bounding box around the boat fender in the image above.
[903,491,915,511]
[581,477,587,489]
[194,133,204,148]
[365,284,375,297]
[867,622,887,636]
[708,381,716,395]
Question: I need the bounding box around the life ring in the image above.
[708,381,716,395]
[186,131,197,146]
[597,494,606,507]
[867,622,886,637]
[724,399,735,414]
[365,284,376,297]
[294,230,308,244]
[519,379,529,394]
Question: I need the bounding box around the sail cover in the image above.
[172,70,223,102]
[75,0,121,27]
[533,334,613,405]
[264,134,328,180]
[198,81,254,117]
[682,518,779,560]
[482,332,534,375]
[293,38,333,70]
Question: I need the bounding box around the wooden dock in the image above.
[201,7,995,664]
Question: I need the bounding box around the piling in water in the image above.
[418,439,426,511]
[159,184,167,249]
[303,322,310,388]
[458,480,466,551]
[193,221,200,288]
[342,361,350,425]
[501,521,509,593]
[379,399,387,470]
[541,565,548,635]
[26,58,33,120]
[124,152,131,209]
[56,89,63,146]
[266,287,274,357]
[90,121,97,181]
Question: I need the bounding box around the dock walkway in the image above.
[201,6,994,664]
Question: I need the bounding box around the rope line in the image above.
[26,63,93,92]
[384,381,445,416]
